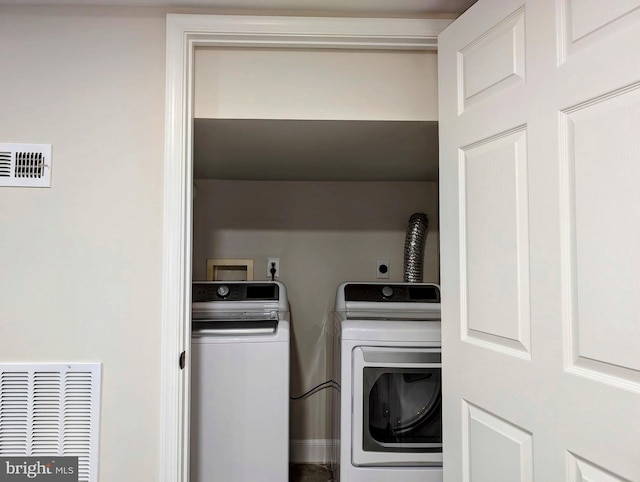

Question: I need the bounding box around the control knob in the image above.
[381,286,394,298]
[216,285,230,298]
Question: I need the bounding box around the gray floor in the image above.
[289,464,333,482]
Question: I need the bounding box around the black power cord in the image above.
[290,380,341,401]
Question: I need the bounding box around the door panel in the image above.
[567,452,629,482]
[459,7,526,112]
[463,401,533,482]
[439,0,640,480]
[559,0,640,60]
[461,127,531,356]
[561,88,640,383]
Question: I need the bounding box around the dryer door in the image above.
[352,346,442,467]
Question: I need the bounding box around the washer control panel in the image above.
[193,282,279,302]
[216,285,230,298]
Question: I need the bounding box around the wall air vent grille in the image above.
[0,363,101,482]
[15,152,46,178]
[0,143,52,187]
[0,152,11,177]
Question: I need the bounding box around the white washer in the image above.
[190,281,289,482]
[334,282,442,482]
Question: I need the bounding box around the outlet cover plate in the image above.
[267,257,280,278]
[376,259,390,279]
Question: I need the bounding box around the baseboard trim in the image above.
[290,439,338,464]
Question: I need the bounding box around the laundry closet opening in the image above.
[190,46,441,464]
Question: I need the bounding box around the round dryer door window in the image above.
[364,367,442,452]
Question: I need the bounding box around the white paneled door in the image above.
[438,0,640,481]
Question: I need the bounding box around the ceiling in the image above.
[0,0,476,16]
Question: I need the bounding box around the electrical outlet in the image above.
[376,259,390,279]
[267,257,280,279]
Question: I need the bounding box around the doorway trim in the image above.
[160,13,451,481]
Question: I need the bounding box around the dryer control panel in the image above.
[344,283,440,303]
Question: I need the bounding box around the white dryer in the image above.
[334,282,442,482]
[190,281,289,482]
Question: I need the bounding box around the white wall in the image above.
[195,48,439,120]
[0,7,165,480]
[192,180,439,443]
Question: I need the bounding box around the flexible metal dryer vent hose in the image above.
[403,213,428,283]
